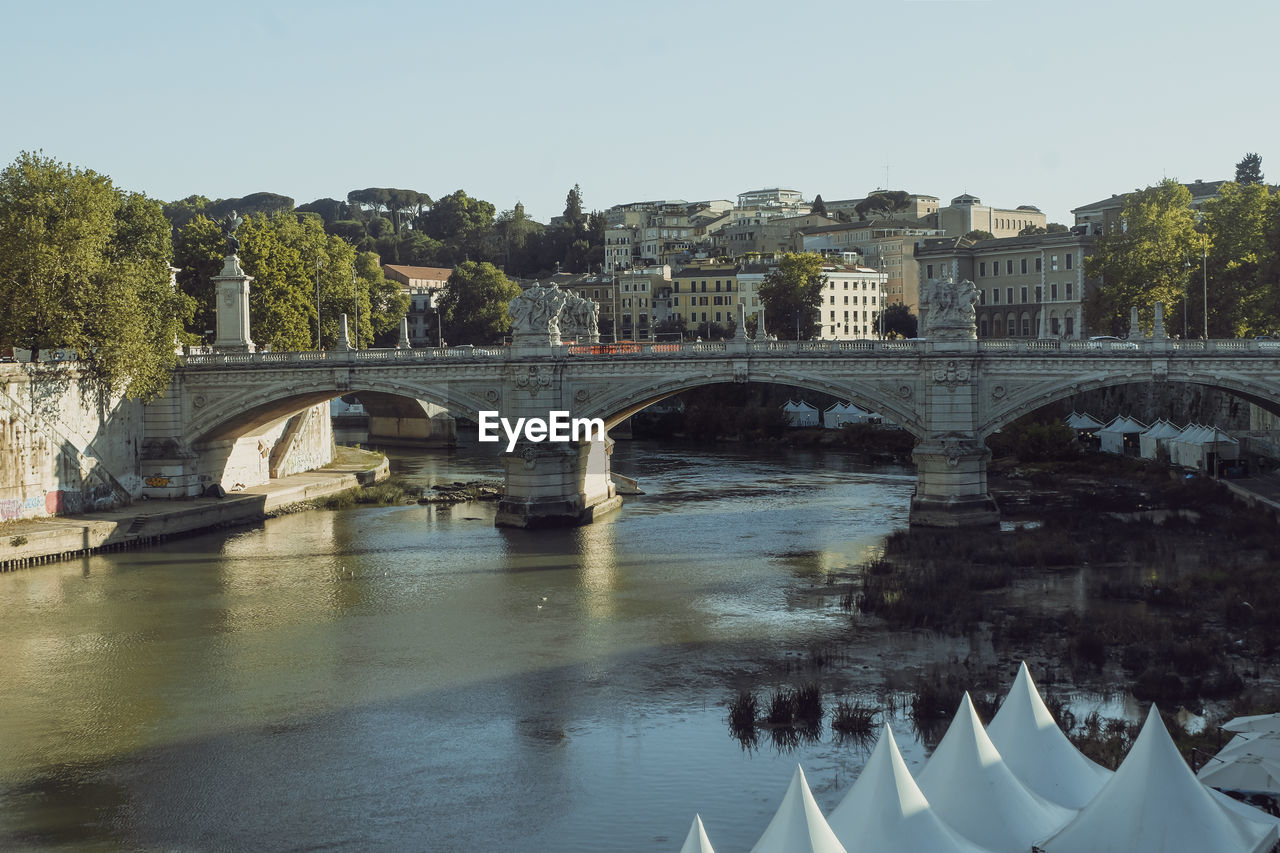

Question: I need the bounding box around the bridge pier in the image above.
[909,441,1000,527]
[495,435,622,529]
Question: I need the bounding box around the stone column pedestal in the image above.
[212,255,255,353]
[495,436,622,529]
[909,440,999,527]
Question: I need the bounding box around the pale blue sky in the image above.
[2,0,1275,225]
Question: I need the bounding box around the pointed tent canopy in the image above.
[1065,411,1104,430]
[827,723,989,853]
[1224,713,1280,734]
[679,814,716,853]
[1039,705,1278,853]
[1098,415,1148,455]
[986,662,1112,809]
[1139,418,1184,459]
[749,765,847,853]
[916,693,1074,853]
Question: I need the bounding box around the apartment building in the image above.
[670,264,741,334]
[717,212,836,257]
[382,264,451,346]
[800,219,942,312]
[818,264,889,339]
[931,194,1047,239]
[914,230,1099,339]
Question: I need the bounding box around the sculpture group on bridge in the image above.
[509,283,600,346]
[921,275,980,340]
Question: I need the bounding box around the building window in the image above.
[980,319,989,337]
[1021,258,1028,274]
[1008,318,1017,336]
[1007,260,1013,274]
[1035,286,1042,302]
[993,262,999,277]
[992,288,1000,304]
[1021,286,1029,303]
[1066,282,1074,299]
[1065,316,1075,335]
[1065,253,1073,270]
[673,296,679,306]
[843,295,849,305]
[1051,317,1060,335]
[927,264,934,278]
[1035,258,1042,272]
[1051,255,1059,272]
[979,262,986,276]
[1050,283,1058,300]
[1021,317,1031,336]
[1007,287,1014,304]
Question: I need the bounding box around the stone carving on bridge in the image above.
[509,283,600,346]
[932,360,972,389]
[920,275,979,340]
[514,364,552,397]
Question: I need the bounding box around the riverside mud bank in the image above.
[0,448,389,571]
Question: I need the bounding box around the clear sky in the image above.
[2,0,1275,226]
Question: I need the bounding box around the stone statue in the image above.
[921,275,979,340]
[508,283,600,346]
[220,210,243,256]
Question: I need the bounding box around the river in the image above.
[0,436,1009,851]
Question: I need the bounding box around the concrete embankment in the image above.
[0,449,389,571]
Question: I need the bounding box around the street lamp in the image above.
[351,269,359,349]
[1201,232,1208,340]
[315,258,324,350]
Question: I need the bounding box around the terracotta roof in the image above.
[382,264,453,280]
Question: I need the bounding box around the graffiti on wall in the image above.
[144,476,170,488]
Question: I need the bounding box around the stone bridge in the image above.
[146,327,1280,529]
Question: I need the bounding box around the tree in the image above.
[173,214,225,340]
[1046,222,1069,233]
[1236,153,1264,186]
[1200,181,1272,336]
[438,261,521,344]
[855,190,910,221]
[758,253,827,340]
[811,195,828,217]
[419,190,495,263]
[878,303,918,338]
[563,183,586,233]
[963,229,995,242]
[1084,179,1199,335]
[0,151,189,399]
[1019,225,1047,236]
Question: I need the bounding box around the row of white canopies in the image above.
[681,664,1280,853]
[1066,412,1240,468]
[781,401,885,429]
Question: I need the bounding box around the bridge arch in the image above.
[183,377,488,447]
[979,369,1280,439]
[577,368,926,438]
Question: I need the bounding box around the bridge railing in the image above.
[176,336,1280,368]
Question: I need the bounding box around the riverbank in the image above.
[0,446,389,571]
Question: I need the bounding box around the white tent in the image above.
[826,724,989,853]
[1224,714,1280,735]
[824,402,876,429]
[916,693,1074,853]
[749,765,847,853]
[1039,705,1278,853]
[1169,424,1240,472]
[1065,411,1104,431]
[1200,731,1280,793]
[986,662,1112,809]
[1097,415,1148,455]
[1138,418,1183,460]
[679,814,716,853]
[782,400,820,428]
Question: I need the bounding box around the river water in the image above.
[0,437,1002,851]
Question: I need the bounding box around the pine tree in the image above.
[811,195,828,217]
[1236,153,1264,186]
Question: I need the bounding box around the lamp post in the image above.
[315,258,323,350]
[351,269,359,349]
[1201,232,1208,340]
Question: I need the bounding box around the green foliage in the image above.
[439,261,520,344]
[418,190,495,263]
[879,303,917,338]
[758,253,826,340]
[173,214,224,339]
[986,417,1078,462]
[562,183,586,232]
[1084,179,1199,336]
[854,190,910,220]
[963,229,995,242]
[810,194,827,217]
[1200,181,1272,336]
[0,151,188,399]
[1236,152,1264,186]
[1046,222,1069,233]
[1019,225,1047,236]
